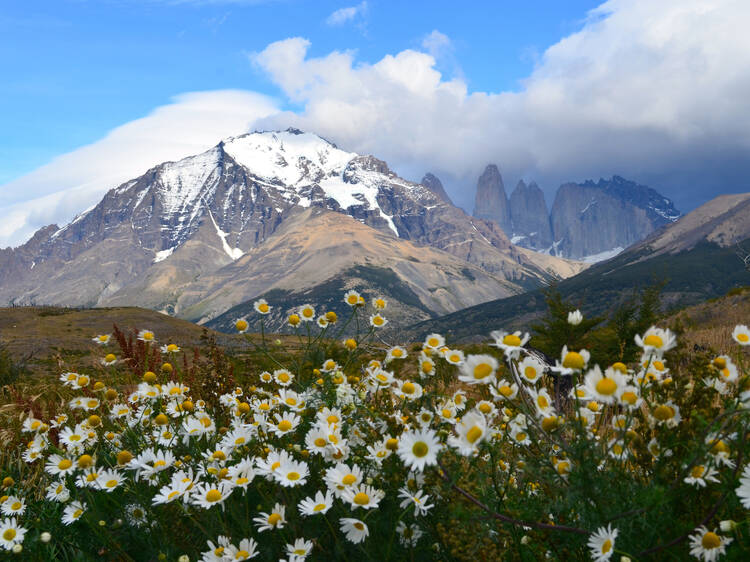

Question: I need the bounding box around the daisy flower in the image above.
[46,481,70,503]
[393,379,423,400]
[734,463,750,508]
[448,411,488,456]
[339,518,368,544]
[397,521,423,547]
[419,355,436,377]
[567,309,583,325]
[0,497,25,517]
[274,459,310,487]
[97,469,124,492]
[651,401,681,427]
[491,379,519,401]
[191,481,233,509]
[0,517,26,551]
[517,355,545,385]
[728,322,749,345]
[286,538,313,559]
[45,454,76,477]
[398,487,434,516]
[385,346,408,362]
[325,463,363,497]
[137,329,156,343]
[444,349,465,365]
[369,314,388,328]
[689,526,732,561]
[397,429,442,472]
[235,318,249,333]
[298,490,334,517]
[490,330,529,359]
[93,334,111,345]
[342,484,385,510]
[459,354,499,385]
[423,333,445,350]
[552,346,590,375]
[225,538,259,561]
[684,465,720,488]
[587,524,618,562]
[298,304,315,322]
[253,503,286,532]
[635,326,676,355]
[273,369,295,387]
[270,412,301,437]
[254,299,271,315]
[62,501,87,525]
[583,366,627,404]
[344,290,362,307]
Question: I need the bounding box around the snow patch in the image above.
[581,246,624,264]
[206,207,244,260]
[153,247,176,263]
[511,235,527,244]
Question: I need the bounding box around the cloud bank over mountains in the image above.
[2,0,749,247]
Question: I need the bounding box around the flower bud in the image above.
[40,531,51,543]
[720,520,737,532]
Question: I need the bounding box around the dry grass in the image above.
[0,306,300,378]
[666,289,750,352]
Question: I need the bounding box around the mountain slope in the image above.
[0,129,583,321]
[408,192,750,341]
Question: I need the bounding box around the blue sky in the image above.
[1,0,601,185]
[2,0,749,247]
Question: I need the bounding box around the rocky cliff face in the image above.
[420,173,453,205]
[549,176,680,260]
[473,164,512,235]
[509,180,553,251]
[0,130,582,317]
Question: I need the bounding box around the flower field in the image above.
[1,292,749,561]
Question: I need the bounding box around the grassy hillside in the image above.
[205,264,435,337]
[407,237,750,342]
[0,306,243,377]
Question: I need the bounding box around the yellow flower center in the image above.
[515,432,527,442]
[258,303,269,313]
[562,352,584,370]
[287,472,300,481]
[702,532,721,549]
[595,378,618,396]
[235,320,248,331]
[738,333,749,343]
[643,334,663,348]
[499,385,513,397]
[106,479,118,488]
[58,459,73,470]
[342,474,357,485]
[73,509,82,519]
[402,382,416,394]
[466,426,483,444]
[473,363,493,379]
[502,334,521,346]
[268,513,282,525]
[422,361,433,373]
[278,373,290,383]
[3,529,16,541]
[236,551,249,559]
[373,316,384,326]
[278,420,293,432]
[205,489,222,502]
[691,465,706,478]
[479,403,492,414]
[354,522,365,530]
[602,539,612,553]
[314,503,327,512]
[653,405,675,421]
[10,502,21,511]
[537,395,549,409]
[621,391,637,405]
[353,492,370,505]
[412,442,429,457]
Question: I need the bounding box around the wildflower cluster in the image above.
[1,298,749,560]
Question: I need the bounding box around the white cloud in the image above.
[5,0,750,248]
[252,0,750,212]
[326,2,367,26]
[0,90,278,247]
[421,30,452,59]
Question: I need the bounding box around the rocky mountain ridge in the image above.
[471,167,680,261]
[0,129,584,323]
